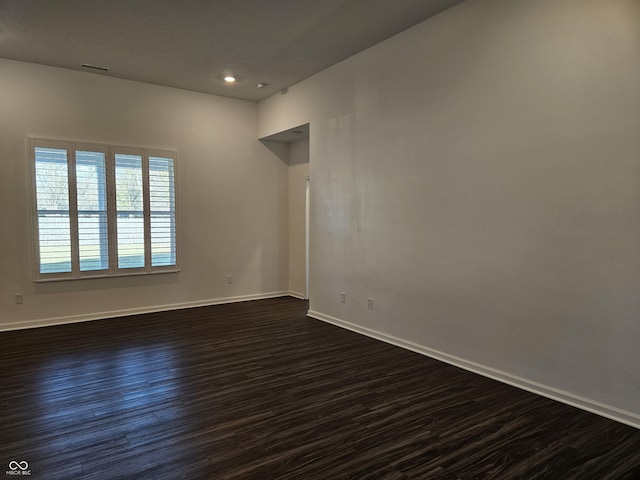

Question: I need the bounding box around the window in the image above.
[31,139,178,280]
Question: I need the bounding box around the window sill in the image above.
[34,268,180,283]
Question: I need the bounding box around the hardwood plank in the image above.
[1,297,639,479]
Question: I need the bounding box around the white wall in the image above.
[288,138,310,298]
[0,59,289,329]
[258,0,640,426]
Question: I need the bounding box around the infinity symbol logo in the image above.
[8,461,28,471]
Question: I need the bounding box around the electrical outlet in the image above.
[226,275,233,284]
[340,292,346,303]
[14,293,23,305]
[368,298,374,311]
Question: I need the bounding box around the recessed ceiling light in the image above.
[224,75,236,83]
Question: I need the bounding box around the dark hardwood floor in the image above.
[1,297,639,479]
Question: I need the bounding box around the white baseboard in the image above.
[308,309,640,430]
[288,291,307,300]
[1,291,291,332]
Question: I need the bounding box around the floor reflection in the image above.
[31,343,184,473]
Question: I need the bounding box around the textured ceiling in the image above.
[0,0,465,102]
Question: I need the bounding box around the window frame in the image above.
[29,138,179,282]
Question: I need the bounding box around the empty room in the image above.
[1,0,640,478]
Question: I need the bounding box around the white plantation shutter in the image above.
[115,152,145,270]
[31,139,178,281]
[34,146,72,274]
[149,156,176,267]
[76,150,109,272]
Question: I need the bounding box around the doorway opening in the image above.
[258,124,310,300]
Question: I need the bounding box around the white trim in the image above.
[288,291,306,300]
[0,291,290,332]
[305,177,310,300]
[28,137,41,282]
[308,309,640,430]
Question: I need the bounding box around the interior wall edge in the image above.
[308,309,640,431]
[0,291,291,333]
